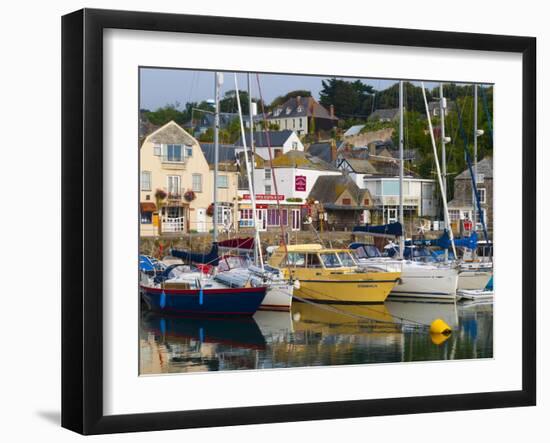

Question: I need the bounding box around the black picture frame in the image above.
[62,8,536,435]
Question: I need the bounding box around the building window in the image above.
[342,198,351,205]
[166,144,183,162]
[216,205,232,227]
[293,119,296,128]
[141,171,151,191]
[478,188,486,204]
[292,141,298,150]
[239,208,254,228]
[218,175,228,188]
[265,168,272,180]
[192,174,202,192]
[265,184,272,195]
[363,198,370,206]
[186,146,193,157]
[476,173,485,184]
[299,118,303,128]
[449,210,460,222]
[382,180,400,196]
[402,181,410,195]
[266,208,288,226]
[286,107,292,115]
[140,211,152,224]
[167,176,181,195]
[153,143,161,156]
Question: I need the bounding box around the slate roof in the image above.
[308,174,365,205]
[269,96,338,120]
[146,121,197,146]
[307,142,334,164]
[368,108,400,122]
[199,143,237,165]
[270,150,339,171]
[455,156,493,180]
[340,157,419,177]
[235,130,294,148]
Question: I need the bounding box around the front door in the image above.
[386,207,398,224]
[291,209,301,231]
[196,208,207,233]
[256,208,267,231]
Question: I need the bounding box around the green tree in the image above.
[269,90,312,109]
[319,78,375,119]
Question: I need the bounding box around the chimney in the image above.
[330,104,335,118]
[368,141,377,156]
[296,96,301,106]
[331,139,337,163]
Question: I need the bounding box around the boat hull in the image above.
[389,264,459,301]
[457,270,493,290]
[259,283,293,312]
[293,272,400,304]
[140,285,266,315]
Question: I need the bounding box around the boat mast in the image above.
[473,83,478,231]
[213,72,222,243]
[234,74,264,269]
[248,73,258,265]
[398,80,404,260]
[440,83,449,262]
[421,82,457,259]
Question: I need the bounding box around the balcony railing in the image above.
[161,155,186,164]
[167,191,182,200]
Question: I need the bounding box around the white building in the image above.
[235,130,303,161]
[339,157,438,223]
[238,150,342,231]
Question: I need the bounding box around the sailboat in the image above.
[350,81,459,301]
[208,73,293,311]
[139,72,267,316]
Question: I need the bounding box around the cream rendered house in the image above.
[140,121,238,236]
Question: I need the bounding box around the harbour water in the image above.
[139,300,493,374]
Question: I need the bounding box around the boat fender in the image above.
[430,318,452,335]
[293,279,301,289]
[160,289,166,309]
[199,287,204,305]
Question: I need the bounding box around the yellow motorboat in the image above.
[267,244,400,304]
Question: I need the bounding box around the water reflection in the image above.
[140,300,493,374]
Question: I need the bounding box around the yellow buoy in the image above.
[430,318,452,335]
[430,332,451,345]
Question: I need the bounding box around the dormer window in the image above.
[274,108,282,117]
[297,106,303,113]
[166,144,183,162]
[285,107,292,115]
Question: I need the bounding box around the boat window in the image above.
[337,252,357,267]
[319,253,341,268]
[306,253,322,268]
[287,252,306,267]
[364,245,381,257]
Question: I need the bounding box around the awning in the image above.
[140,202,157,212]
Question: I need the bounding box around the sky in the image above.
[139,68,441,111]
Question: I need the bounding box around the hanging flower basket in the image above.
[154,189,167,201]
[206,203,214,217]
[183,189,196,202]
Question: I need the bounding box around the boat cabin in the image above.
[268,244,358,270]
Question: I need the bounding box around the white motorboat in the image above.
[351,244,459,301]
